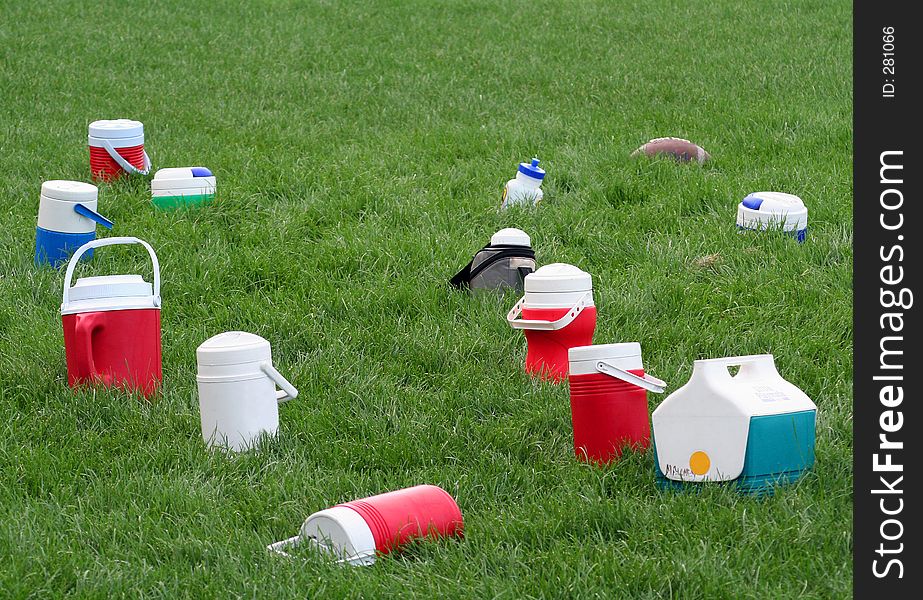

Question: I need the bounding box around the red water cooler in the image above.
[268,485,464,565]
[61,237,162,397]
[507,263,596,381]
[567,343,666,464]
[88,119,151,181]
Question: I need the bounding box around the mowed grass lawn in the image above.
[0,1,852,597]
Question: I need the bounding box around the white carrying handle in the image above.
[695,355,768,367]
[62,236,161,308]
[595,360,667,394]
[261,362,299,402]
[691,354,776,381]
[506,291,592,331]
[102,138,151,175]
[267,533,375,566]
[267,535,302,557]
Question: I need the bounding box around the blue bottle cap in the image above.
[741,194,764,210]
[517,158,546,180]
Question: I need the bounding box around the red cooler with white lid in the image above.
[568,343,666,463]
[88,119,151,181]
[507,263,596,381]
[268,485,464,566]
[61,237,162,397]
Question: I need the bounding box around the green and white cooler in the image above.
[151,167,216,209]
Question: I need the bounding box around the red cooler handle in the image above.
[74,313,103,380]
[506,291,592,331]
[101,138,151,175]
[595,360,667,393]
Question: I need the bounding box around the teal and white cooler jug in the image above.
[737,192,808,242]
[651,354,816,495]
[151,167,216,209]
[35,180,113,267]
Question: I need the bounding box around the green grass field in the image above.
[0,1,853,597]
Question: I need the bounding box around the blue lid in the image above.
[517,158,545,180]
[191,167,213,177]
[741,194,764,210]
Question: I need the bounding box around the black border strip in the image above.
[854,1,919,596]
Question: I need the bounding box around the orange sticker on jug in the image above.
[689,451,710,475]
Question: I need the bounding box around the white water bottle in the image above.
[501,158,545,209]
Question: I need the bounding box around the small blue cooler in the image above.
[35,180,113,267]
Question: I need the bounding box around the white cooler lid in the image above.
[151,167,215,190]
[524,263,591,293]
[490,227,531,246]
[41,180,98,202]
[197,331,272,366]
[62,275,158,314]
[89,119,144,139]
[738,192,807,229]
[299,506,376,566]
[569,342,642,375]
[569,342,641,363]
[68,275,152,301]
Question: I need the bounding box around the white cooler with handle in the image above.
[196,331,299,452]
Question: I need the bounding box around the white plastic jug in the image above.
[196,331,298,451]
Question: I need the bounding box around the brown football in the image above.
[632,137,710,164]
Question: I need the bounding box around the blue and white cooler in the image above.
[652,354,817,495]
[151,167,216,209]
[737,192,808,242]
[35,180,113,267]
